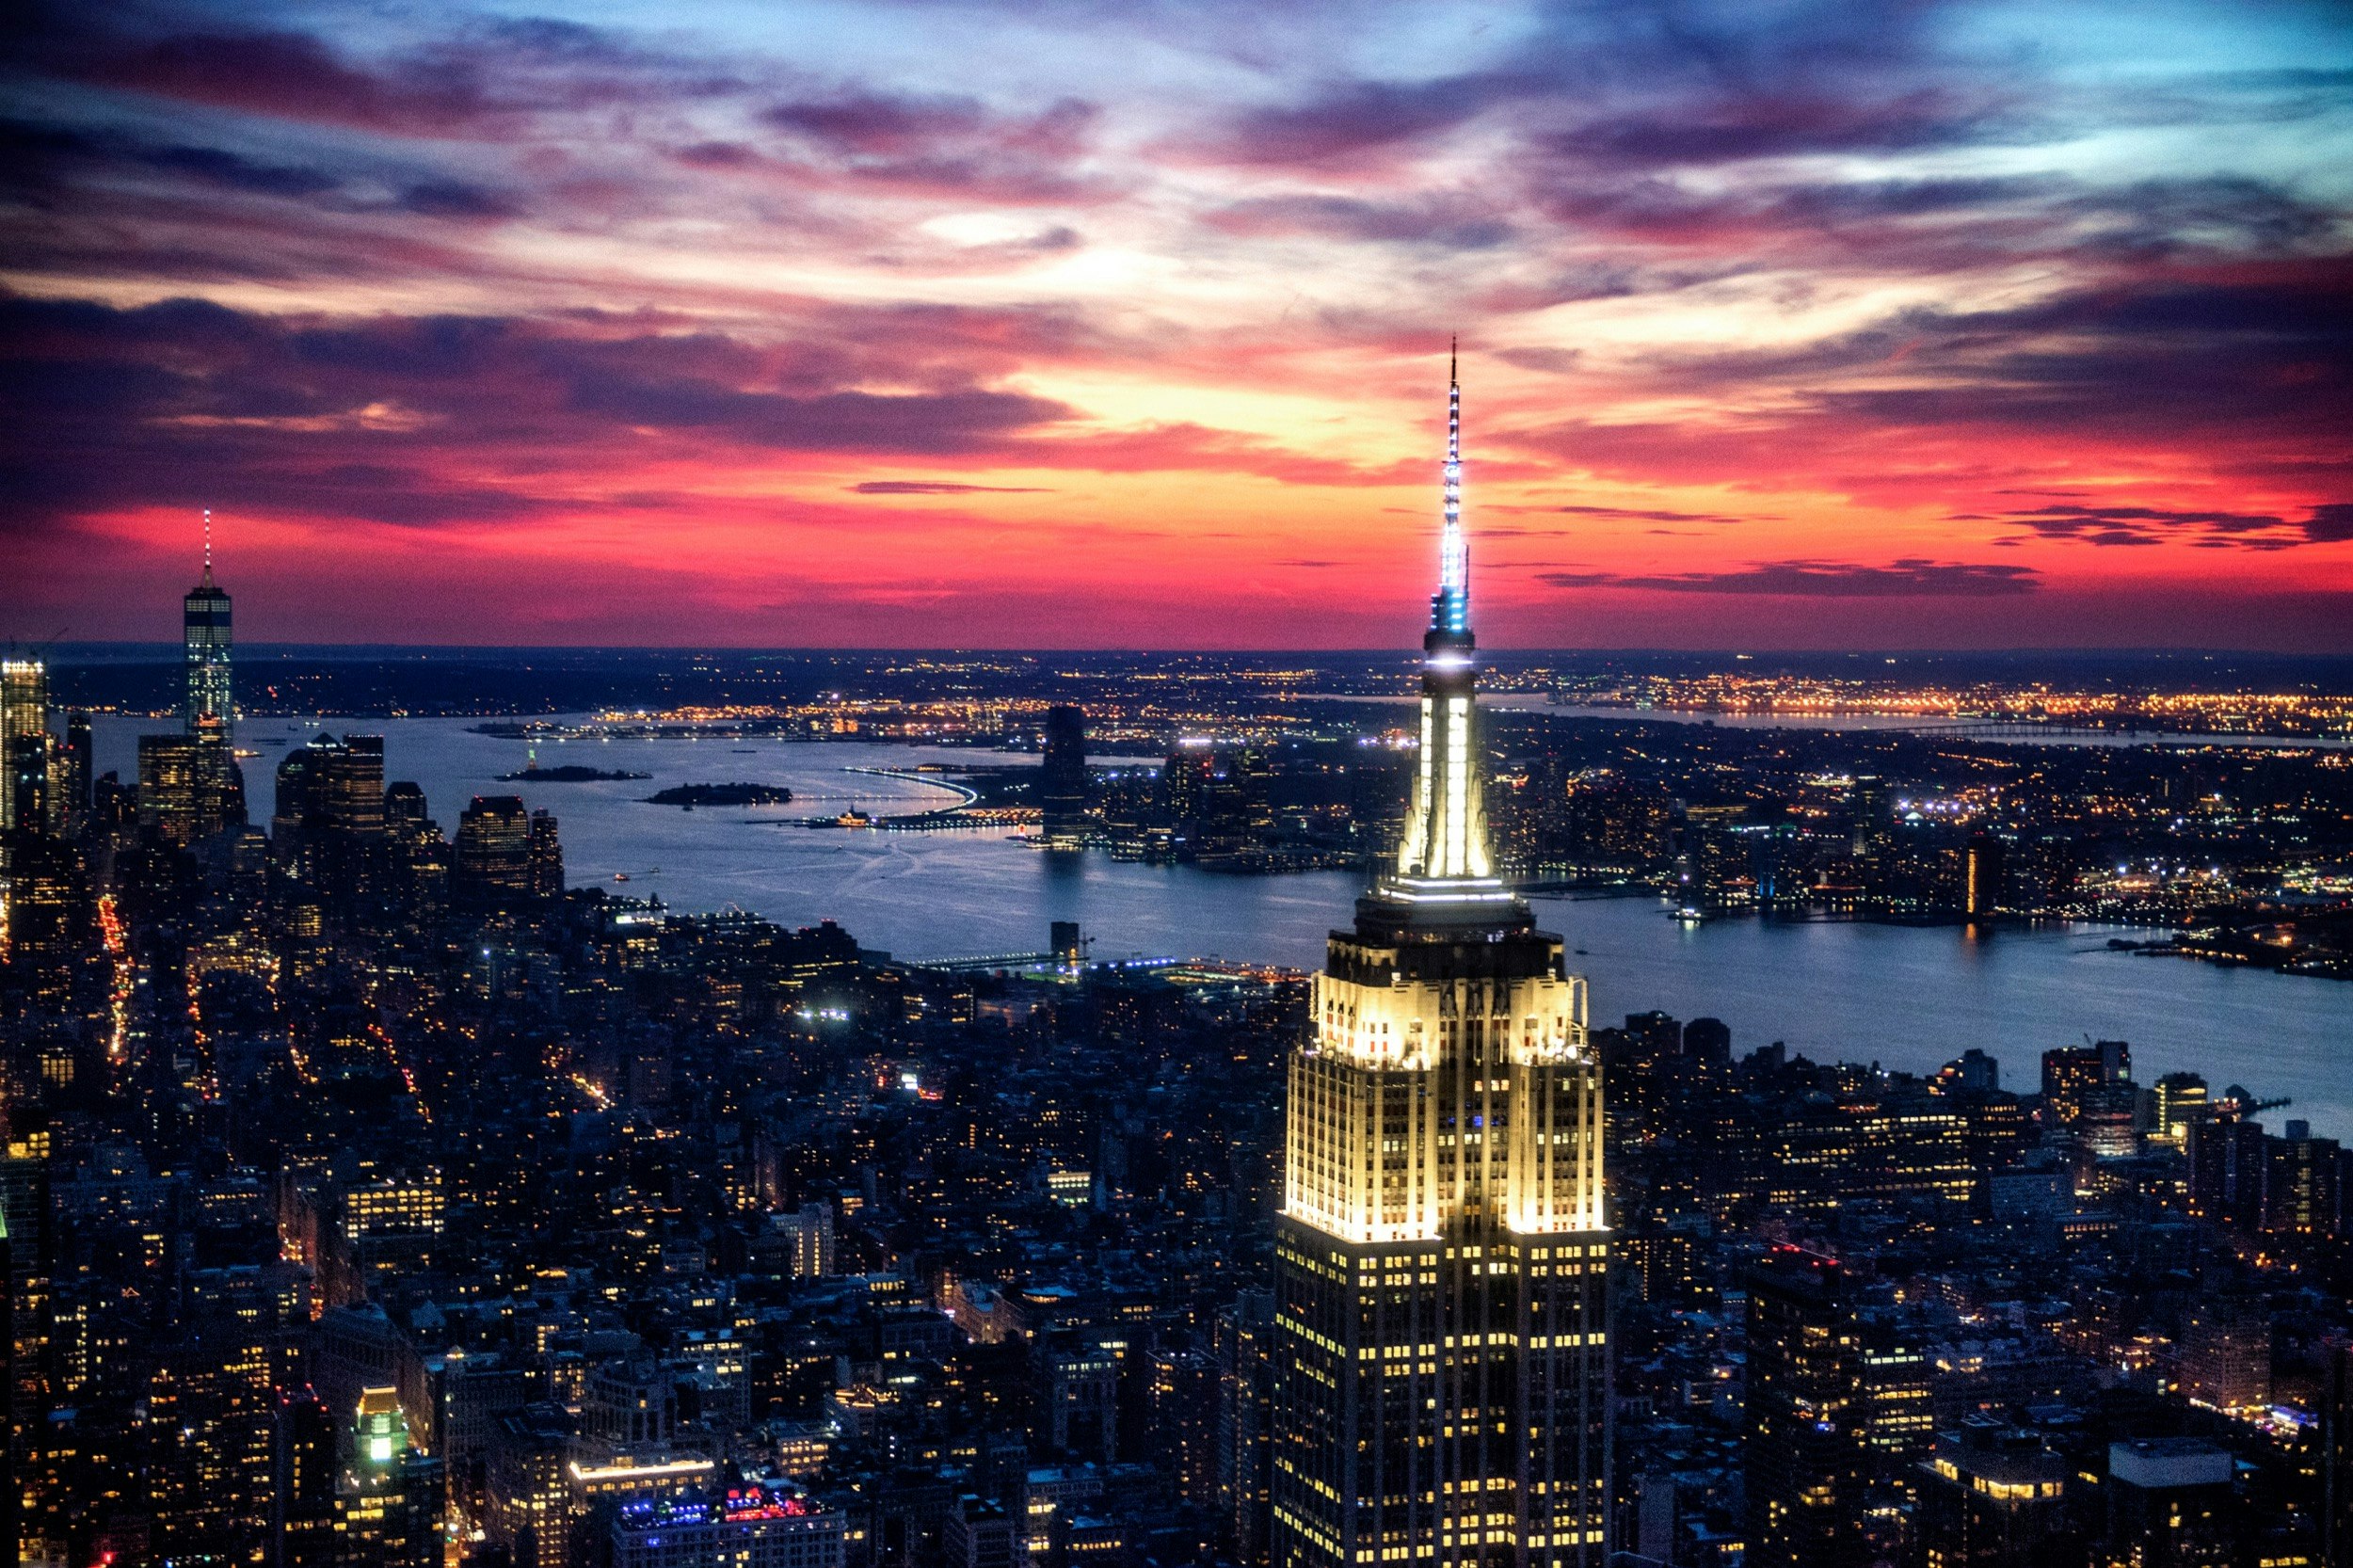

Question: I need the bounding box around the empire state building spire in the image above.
[1433,336,1467,636]
[1391,343,1497,888]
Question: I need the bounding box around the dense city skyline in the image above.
[3,214,2351,1563]
[6,0,2352,649]
[5,3,2353,1556]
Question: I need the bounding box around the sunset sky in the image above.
[5,0,2350,649]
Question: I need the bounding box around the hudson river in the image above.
[96,716,2351,1138]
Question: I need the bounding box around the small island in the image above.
[498,764,651,782]
[641,782,796,808]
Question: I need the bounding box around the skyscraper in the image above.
[5,729,50,837]
[273,733,390,904]
[61,712,91,822]
[383,781,451,921]
[1040,704,1089,849]
[2188,1117,2268,1227]
[453,795,535,911]
[526,807,564,903]
[272,1385,341,1568]
[2040,1039,2129,1126]
[1165,740,1270,865]
[185,513,234,738]
[339,1386,442,1565]
[0,834,99,1011]
[1746,1248,1865,1568]
[1961,833,2003,920]
[137,725,247,846]
[1743,1248,1932,1568]
[0,657,47,832]
[4,1120,58,1568]
[1271,350,1610,1568]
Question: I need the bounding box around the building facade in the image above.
[454,795,536,909]
[1040,704,1089,850]
[1270,354,1611,1568]
[136,726,246,847]
[0,657,47,833]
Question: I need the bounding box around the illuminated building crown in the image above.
[1386,342,1501,896]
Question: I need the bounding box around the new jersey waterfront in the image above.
[85,713,2352,1140]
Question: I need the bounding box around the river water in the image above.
[93,715,2351,1138]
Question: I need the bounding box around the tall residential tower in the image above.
[1270,351,1611,1568]
[0,656,46,831]
[185,511,233,738]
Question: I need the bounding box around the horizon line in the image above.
[23,640,2353,662]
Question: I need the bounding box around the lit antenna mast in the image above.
[1434,338,1467,633]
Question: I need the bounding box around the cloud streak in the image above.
[1538,561,2042,598]
[850,480,1052,494]
[1976,502,2353,550]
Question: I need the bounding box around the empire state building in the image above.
[1271,353,1610,1568]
